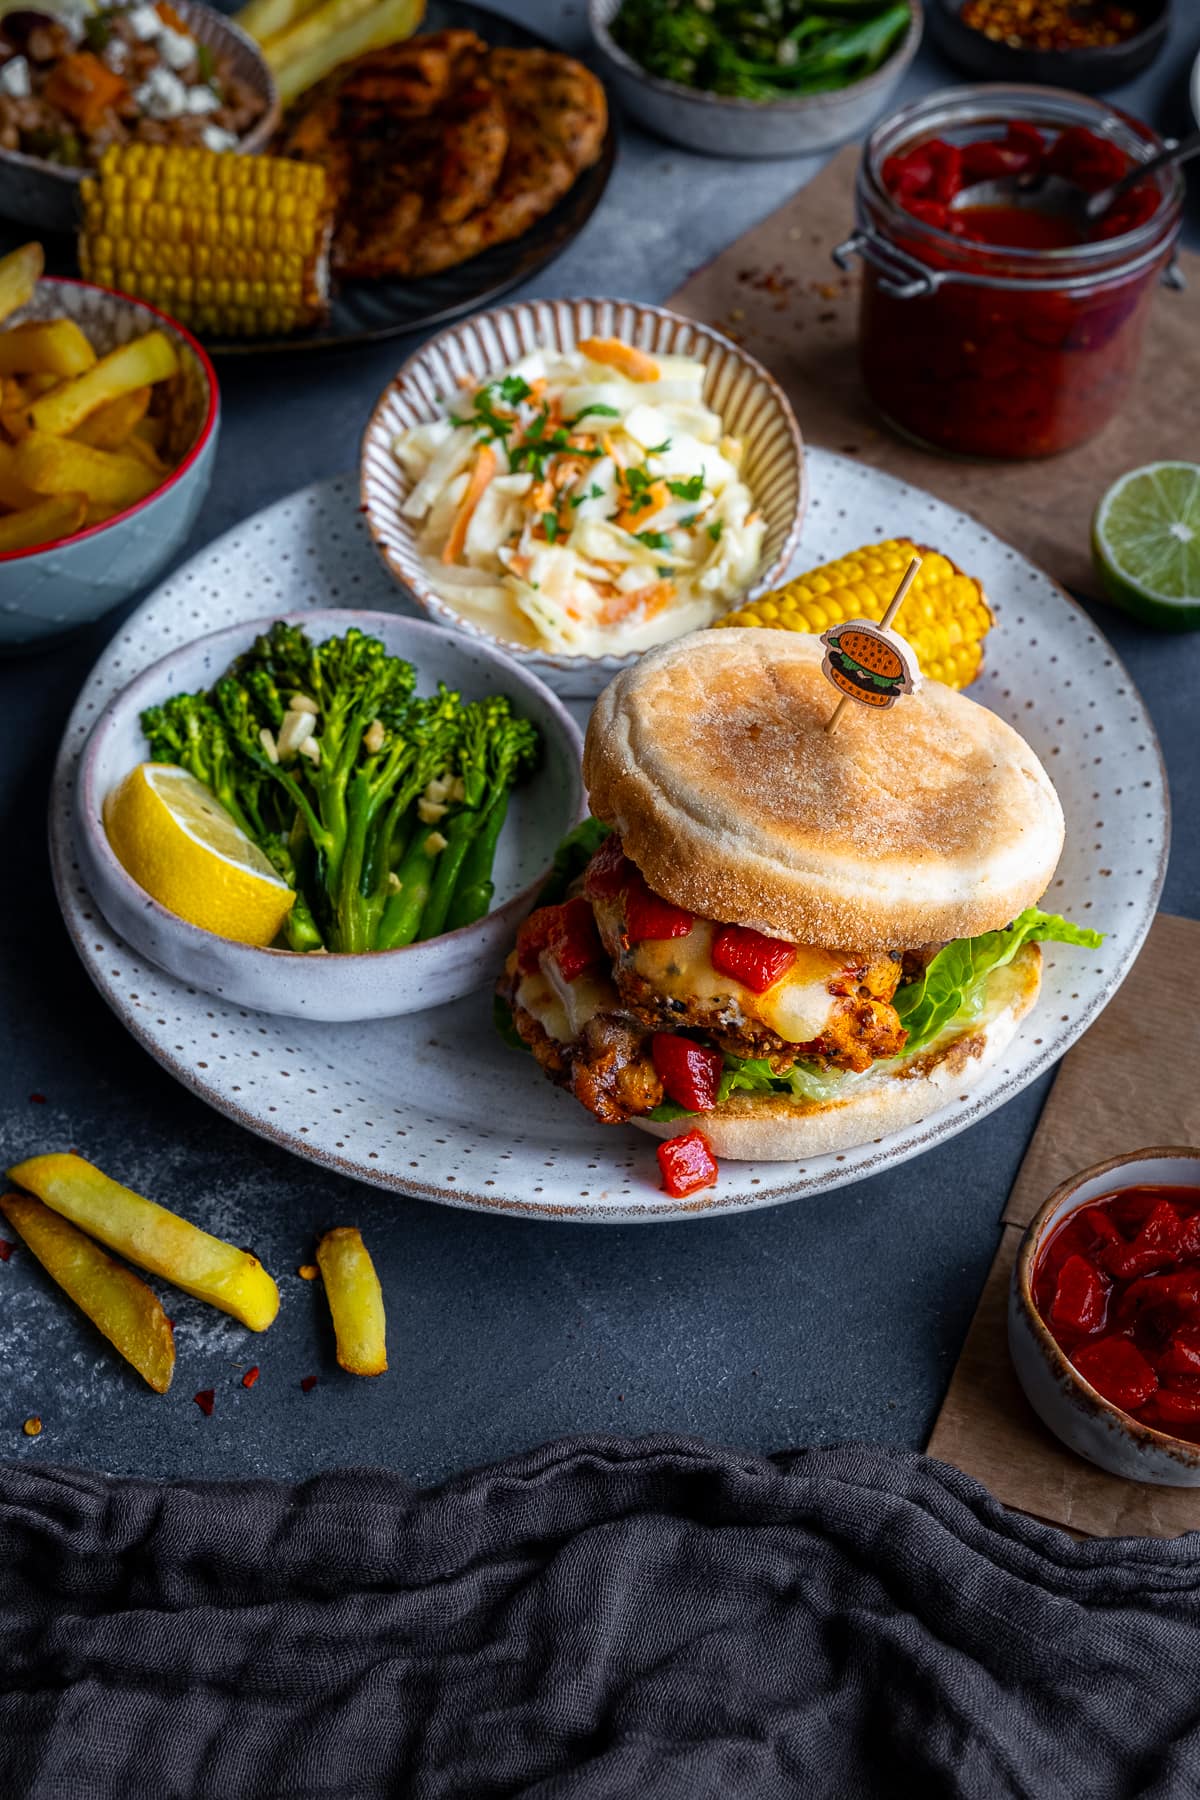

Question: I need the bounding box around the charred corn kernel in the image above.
[78,146,333,339]
[717,538,994,689]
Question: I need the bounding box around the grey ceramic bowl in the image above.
[0,275,218,650]
[1010,1148,1200,1487]
[72,608,585,1021]
[0,0,279,233]
[588,0,922,159]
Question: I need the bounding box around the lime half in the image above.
[1093,462,1200,632]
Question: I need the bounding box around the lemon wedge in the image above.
[104,763,294,948]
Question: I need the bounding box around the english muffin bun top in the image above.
[583,629,1065,951]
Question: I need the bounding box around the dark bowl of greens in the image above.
[73,610,585,1022]
[590,0,921,158]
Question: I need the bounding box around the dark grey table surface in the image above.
[1,2,1199,1484]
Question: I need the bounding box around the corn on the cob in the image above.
[717,538,994,690]
[78,146,333,339]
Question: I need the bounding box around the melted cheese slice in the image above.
[517,963,617,1044]
[629,922,847,1047]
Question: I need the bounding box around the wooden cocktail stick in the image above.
[824,553,923,735]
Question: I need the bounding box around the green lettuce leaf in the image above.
[893,908,1103,1056]
[534,818,611,909]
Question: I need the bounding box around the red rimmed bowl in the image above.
[0,275,218,650]
[1010,1148,1200,1487]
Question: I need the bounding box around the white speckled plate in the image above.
[49,457,1168,1222]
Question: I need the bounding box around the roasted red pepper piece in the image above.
[1079,1206,1123,1250]
[624,873,694,945]
[1048,125,1128,193]
[657,1130,718,1199]
[193,1389,215,1417]
[1157,1328,1200,1379]
[1073,1336,1158,1412]
[1003,121,1046,168]
[546,897,604,984]
[516,899,604,982]
[583,832,629,904]
[1049,1253,1108,1337]
[1116,1270,1200,1323]
[711,924,797,994]
[1151,1389,1200,1426]
[1103,1199,1182,1280]
[651,1035,723,1114]
[516,905,560,974]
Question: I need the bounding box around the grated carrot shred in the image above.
[441,445,497,566]
[578,337,660,382]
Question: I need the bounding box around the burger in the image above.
[823,622,912,708]
[497,629,1100,1162]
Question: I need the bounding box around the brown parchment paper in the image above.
[926,915,1200,1539]
[667,148,1200,598]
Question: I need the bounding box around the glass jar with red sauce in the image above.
[1033,1181,1200,1442]
[835,85,1183,459]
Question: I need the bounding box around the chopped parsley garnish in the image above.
[496,375,532,406]
[542,512,560,544]
[667,473,705,502]
[680,511,699,528]
[569,483,605,509]
[656,565,674,579]
[636,531,672,551]
[707,519,724,541]
[568,403,620,424]
[645,438,672,456]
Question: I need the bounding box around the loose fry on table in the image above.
[316,1227,387,1376]
[0,1192,175,1393]
[9,1153,280,1331]
[272,0,424,104]
[16,432,160,508]
[0,319,96,379]
[235,0,319,45]
[72,386,150,451]
[23,331,178,438]
[0,243,43,327]
[0,493,86,552]
[262,0,384,71]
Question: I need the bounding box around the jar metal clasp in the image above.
[832,229,939,300]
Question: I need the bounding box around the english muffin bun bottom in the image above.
[584,629,1065,953]
[634,942,1042,1161]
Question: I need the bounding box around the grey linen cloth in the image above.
[2,1434,1199,1798]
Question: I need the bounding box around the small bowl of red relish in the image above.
[1010,1149,1200,1486]
[835,84,1184,459]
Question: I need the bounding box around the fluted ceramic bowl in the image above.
[0,275,217,650]
[1010,1148,1200,1487]
[360,296,807,698]
[0,0,278,233]
[72,609,584,1021]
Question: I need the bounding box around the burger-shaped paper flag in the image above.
[820,553,922,732]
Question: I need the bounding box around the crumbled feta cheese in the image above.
[184,83,220,114]
[134,66,188,119]
[156,25,195,70]
[103,38,128,70]
[201,124,237,153]
[126,4,164,40]
[52,0,88,43]
[0,55,30,98]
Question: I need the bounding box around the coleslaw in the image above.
[392,336,766,656]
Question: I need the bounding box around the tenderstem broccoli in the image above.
[140,622,540,954]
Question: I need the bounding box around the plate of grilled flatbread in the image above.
[213,1,615,355]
